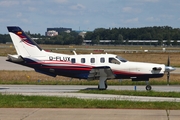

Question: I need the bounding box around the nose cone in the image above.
[165,66,176,72]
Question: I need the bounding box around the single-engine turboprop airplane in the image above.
[7,26,175,90]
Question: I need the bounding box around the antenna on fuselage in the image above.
[72,50,77,55]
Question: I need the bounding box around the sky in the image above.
[0,0,180,35]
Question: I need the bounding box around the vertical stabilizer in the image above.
[7,26,45,57]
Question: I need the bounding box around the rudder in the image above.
[7,26,45,57]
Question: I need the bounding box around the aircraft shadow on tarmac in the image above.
[0,88,9,90]
[83,88,99,90]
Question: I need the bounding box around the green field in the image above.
[0,93,179,109]
[78,89,180,98]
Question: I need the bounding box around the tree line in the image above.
[1,26,180,45]
[85,26,180,45]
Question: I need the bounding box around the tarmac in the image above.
[0,108,179,120]
[1,85,180,102]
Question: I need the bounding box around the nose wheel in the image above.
[145,85,152,91]
[145,81,152,91]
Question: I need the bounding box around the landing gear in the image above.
[98,77,107,90]
[145,81,152,91]
[145,85,152,91]
[98,83,107,90]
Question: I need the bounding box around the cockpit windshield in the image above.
[116,56,127,62]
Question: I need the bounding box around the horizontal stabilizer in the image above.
[7,54,24,63]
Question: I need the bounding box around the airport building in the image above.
[46,27,72,36]
[46,30,58,37]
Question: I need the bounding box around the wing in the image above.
[87,66,115,80]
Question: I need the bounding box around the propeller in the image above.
[165,56,175,85]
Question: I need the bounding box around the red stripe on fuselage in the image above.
[113,70,144,76]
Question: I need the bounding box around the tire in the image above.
[98,85,107,90]
[146,85,152,91]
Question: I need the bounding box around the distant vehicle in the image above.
[7,26,175,90]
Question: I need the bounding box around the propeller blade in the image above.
[167,56,170,66]
[167,56,170,85]
[167,72,170,85]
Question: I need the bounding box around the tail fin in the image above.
[7,26,45,57]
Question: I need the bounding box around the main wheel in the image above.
[145,85,152,91]
[98,85,107,90]
[98,81,107,90]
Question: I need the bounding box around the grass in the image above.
[78,89,180,98]
[0,94,180,109]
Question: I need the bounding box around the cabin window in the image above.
[71,58,76,63]
[81,58,85,63]
[109,58,120,64]
[91,58,95,63]
[100,57,105,63]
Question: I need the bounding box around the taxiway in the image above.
[0,85,180,102]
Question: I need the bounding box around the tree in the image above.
[114,34,123,45]
[0,34,11,43]
[92,35,100,45]
[84,32,93,40]
[53,35,64,45]
[173,39,177,46]
[75,35,83,45]
[157,34,163,46]
[125,39,129,45]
